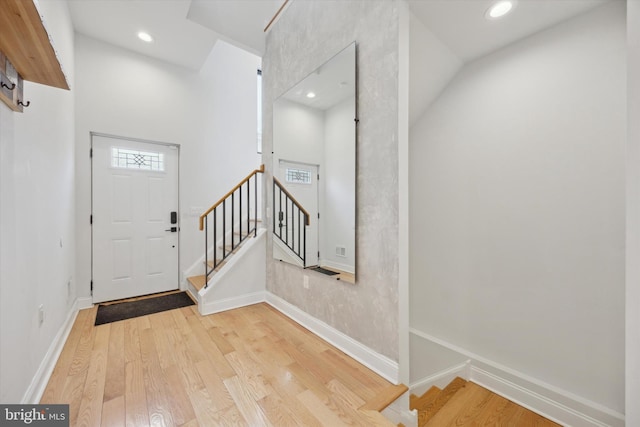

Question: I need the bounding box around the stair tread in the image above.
[424,382,491,427]
[418,377,467,426]
[359,383,408,411]
[206,259,228,271]
[187,275,207,291]
[410,386,440,411]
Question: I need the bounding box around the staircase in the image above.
[186,220,261,292]
[409,377,467,426]
[185,166,266,314]
[406,377,561,426]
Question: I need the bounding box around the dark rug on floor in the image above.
[310,266,339,276]
[95,292,194,326]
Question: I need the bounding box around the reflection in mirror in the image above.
[272,42,356,283]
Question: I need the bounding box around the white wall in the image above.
[0,0,75,403]
[410,2,626,415]
[322,97,356,272]
[74,36,261,299]
[409,10,462,127]
[627,0,640,424]
[273,98,324,165]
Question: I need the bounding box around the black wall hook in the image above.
[1,81,16,91]
[17,100,30,108]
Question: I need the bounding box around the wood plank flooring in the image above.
[41,302,398,426]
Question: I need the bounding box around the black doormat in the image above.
[95,292,194,326]
[310,266,339,276]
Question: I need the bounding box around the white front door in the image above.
[278,160,319,266]
[92,135,179,303]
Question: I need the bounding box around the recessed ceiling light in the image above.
[137,31,153,43]
[485,1,515,19]
[306,92,316,99]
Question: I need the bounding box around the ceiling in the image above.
[67,0,285,71]
[408,0,612,63]
[281,44,355,111]
[66,0,613,73]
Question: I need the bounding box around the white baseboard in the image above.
[471,366,621,427]
[21,300,80,404]
[199,291,266,316]
[76,297,94,310]
[410,329,625,427]
[409,361,471,398]
[265,292,399,384]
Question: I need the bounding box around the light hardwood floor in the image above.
[41,302,399,426]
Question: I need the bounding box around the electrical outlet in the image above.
[303,275,309,289]
[38,305,44,325]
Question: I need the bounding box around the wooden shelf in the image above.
[0,0,69,90]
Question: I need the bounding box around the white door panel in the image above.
[92,135,179,303]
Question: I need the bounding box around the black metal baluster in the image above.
[205,216,209,286]
[246,180,250,238]
[291,201,295,254]
[231,192,235,250]
[303,216,307,267]
[213,209,217,270]
[223,200,226,259]
[239,185,242,242]
[298,209,301,258]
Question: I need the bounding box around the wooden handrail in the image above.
[199,164,264,230]
[273,177,310,226]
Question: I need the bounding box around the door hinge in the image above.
[317,212,320,219]
[318,251,320,258]
[89,148,93,158]
[90,214,93,225]
[317,174,320,180]
[90,280,93,293]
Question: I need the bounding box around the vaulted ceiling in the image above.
[67,0,613,73]
[67,0,285,70]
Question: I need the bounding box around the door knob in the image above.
[165,227,178,232]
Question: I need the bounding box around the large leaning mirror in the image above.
[272,42,356,283]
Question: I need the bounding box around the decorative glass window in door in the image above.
[285,167,312,184]
[111,147,165,171]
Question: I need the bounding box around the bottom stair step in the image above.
[187,275,207,291]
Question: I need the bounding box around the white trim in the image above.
[471,366,616,427]
[266,292,399,384]
[410,329,625,427]
[21,300,79,404]
[76,297,94,310]
[409,361,471,398]
[199,291,266,315]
